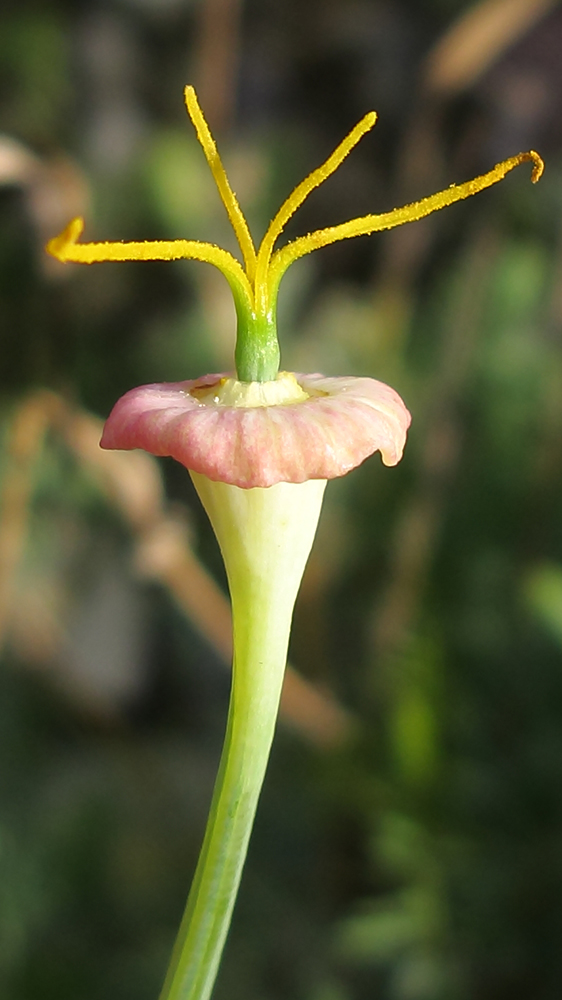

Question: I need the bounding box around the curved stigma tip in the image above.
[45,216,84,260]
[529,150,545,184]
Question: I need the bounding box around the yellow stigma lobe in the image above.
[268,149,545,294]
[45,87,544,336]
[184,85,257,283]
[46,215,254,317]
[254,110,377,314]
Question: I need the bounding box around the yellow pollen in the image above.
[184,86,257,283]
[46,88,544,324]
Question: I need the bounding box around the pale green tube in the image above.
[158,474,327,1000]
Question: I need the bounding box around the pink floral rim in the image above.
[100,372,411,489]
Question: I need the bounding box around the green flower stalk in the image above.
[46,87,543,1000]
[160,474,326,1000]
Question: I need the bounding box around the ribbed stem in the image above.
[158,474,327,1000]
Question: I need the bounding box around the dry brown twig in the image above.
[424,0,559,95]
[192,0,244,134]
[0,392,65,646]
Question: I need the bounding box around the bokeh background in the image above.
[2,0,562,998]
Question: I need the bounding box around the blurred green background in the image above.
[2,0,562,998]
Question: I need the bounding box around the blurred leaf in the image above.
[388,633,443,790]
[144,128,221,238]
[523,561,562,648]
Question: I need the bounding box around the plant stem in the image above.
[158,475,327,1000]
[158,616,283,1000]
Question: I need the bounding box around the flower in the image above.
[100,371,411,488]
[46,88,543,1000]
[47,86,541,486]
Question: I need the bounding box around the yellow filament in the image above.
[184,85,257,283]
[254,111,377,313]
[46,217,253,309]
[269,150,545,293]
